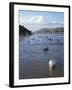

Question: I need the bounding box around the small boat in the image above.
[44,47,49,51]
[49,59,56,69]
[57,40,64,45]
[57,39,59,43]
[49,38,52,41]
[38,40,40,41]
[32,38,35,40]
[39,36,41,38]
[28,40,30,43]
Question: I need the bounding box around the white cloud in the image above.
[36,16,43,23]
[20,16,64,32]
[20,16,44,25]
[20,16,46,31]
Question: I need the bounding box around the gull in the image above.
[49,59,56,70]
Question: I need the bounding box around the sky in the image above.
[19,10,64,32]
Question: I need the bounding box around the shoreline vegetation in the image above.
[19,25,32,36]
[19,25,64,36]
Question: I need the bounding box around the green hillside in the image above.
[19,25,32,36]
[34,27,64,34]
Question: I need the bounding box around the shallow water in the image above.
[19,34,64,79]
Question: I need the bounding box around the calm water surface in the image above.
[19,34,64,79]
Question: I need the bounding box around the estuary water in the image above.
[19,33,64,79]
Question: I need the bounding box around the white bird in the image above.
[49,59,56,70]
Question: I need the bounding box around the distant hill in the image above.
[34,27,64,34]
[19,25,32,36]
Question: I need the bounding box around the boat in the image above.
[44,47,49,51]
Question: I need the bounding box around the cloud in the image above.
[20,16,46,31]
[20,16,44,25]
[20,15,64,32]
[36,16,43,23]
